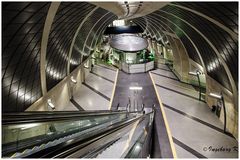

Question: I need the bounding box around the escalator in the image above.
[2,109,154,158]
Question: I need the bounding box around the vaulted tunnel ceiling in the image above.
[2,2,117,112]
[131,2,238,93]
[2,2,238,112]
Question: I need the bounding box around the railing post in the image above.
[142,103,145,114]
[221,94,227,133]
[116,103,120,111]
[196,73,202,101]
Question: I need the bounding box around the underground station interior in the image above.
[1,1,239,159]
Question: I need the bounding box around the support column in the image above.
[40,2,60,95]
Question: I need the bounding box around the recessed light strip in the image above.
[129,86,143,90]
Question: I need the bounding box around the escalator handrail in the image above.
[4,110,121,115]
[3,111,143,125]
[3,117,127,157]
[25,111,154,158]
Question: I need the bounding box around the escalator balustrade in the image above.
[2,110,154,158]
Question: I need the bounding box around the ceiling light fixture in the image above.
[129,86,143,90]
[188,70,202,101]
[209,93,222,100]
[71,76,77,84]
[47,99,55,110]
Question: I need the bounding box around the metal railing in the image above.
[3,110,154,158]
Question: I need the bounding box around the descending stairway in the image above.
[97,133,130,158]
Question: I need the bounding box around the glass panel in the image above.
[2,112,128,157]
[121,112,154,158]
[125,119,150,157]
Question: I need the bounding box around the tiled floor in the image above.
[150,65,238,158]
[152,68,178,80]
[111,71,175,158]
[84,73,114,98]
[67,64,117,111]
[151,72,199,99]
[62,63,238,158]
[92,64,117,81]
[62,102,79,111]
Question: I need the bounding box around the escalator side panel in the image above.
[152,109,174,158]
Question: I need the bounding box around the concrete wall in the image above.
[164,47,173,62]
[151,40,157,55]
[188,59,206,87]
[173,37,190,82]
[155,35,190,83]
[147,38,153,52]
[26,76,72,111]
[26,58,91,112]
[156,43,165,65]
[205,75,238,140]
[169,37,181,77]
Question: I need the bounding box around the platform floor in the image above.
[150,64,238,158]
[63,64,117,111]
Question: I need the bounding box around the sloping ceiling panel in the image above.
[2,2,117,112]
[70,8,117,71]
[173,2,238,33]
[45,2,95,91]
[2,2,50,112]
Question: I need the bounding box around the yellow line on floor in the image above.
[156,79,197,93]
[151,72,196,92]
[109,69,119,110]
[149,72,177,158]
